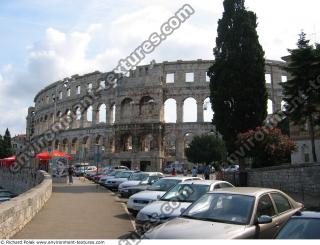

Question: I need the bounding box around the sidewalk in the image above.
[13,178,134,239]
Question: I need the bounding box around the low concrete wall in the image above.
[222,164,320,208]
[0,171,52,239]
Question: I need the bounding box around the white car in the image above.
[118,172,163,193]
[135,180,234,234]
[127,176,202,215]
[98,169,125,184]
[104,171,137,190]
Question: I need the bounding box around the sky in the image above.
[0,0,320,136]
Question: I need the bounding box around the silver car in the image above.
[136,180,234,234]
[104,170,137,190]
[143,187,303,239]
[127,176,202,215]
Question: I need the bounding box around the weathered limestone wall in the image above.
[0,168,44,194]
[223,164,320,208]
[0,171,52,239]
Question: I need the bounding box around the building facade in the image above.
[26,59,288,171]
[12,134,27,155]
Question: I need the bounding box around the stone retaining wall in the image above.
[0,171,52,239]
[0,168,45,195]
[222,164,320,208]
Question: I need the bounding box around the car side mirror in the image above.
[257,215,273,224]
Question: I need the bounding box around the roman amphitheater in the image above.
[26,59,287,171]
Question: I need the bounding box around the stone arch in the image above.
[164,98,177,123]
[87,106,93,123]
[281,100,287,111]
[203,97,214,122]
[121,134,133,152]
[121,98,134,120]
[184,132,194,151]
[71,138,78,154]
[183,97,197,122]
[95,135,104,145]
[98,104,107,123]
[62,138,69,153]
[268,99,274,115]
[140,134,154,152]
[140,96,155,115]
[54,139,60,151]
[164,134,176,157]
[109,103,116,124]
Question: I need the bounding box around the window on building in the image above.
[281,75,288,83]
[166,73,175,83]
[206,72,210,82]
[87,83,92,92]
[99,81,106,89]
[265,73,272,84]
[46,96,49,103]
[76,85,81,95]
[67,88,71,97]
[185,72,194,83]
[59,91,63,100]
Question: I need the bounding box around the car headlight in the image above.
[136,211,149,221]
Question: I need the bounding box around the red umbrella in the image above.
[0,156,16,167]
[35,150,73,160]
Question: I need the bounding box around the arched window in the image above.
[183,98,197,122]
[87,106,93,122]
[268,99,274,115]
[164,99,177,123]
[121,98,134,119]
[99,104,107,123]
[203,97,214,122]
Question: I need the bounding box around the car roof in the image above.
[181,180,231,186]
[291,211,320,219]
[208,187,279,196]
[161,176,201,181]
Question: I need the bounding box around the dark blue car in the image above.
[276,211,320,239]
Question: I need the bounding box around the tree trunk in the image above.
[308,115,318,163]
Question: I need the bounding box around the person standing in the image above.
[68,165,74,184]
[204,165,210,180]
[171,167,176,176]
[191,166,198,177]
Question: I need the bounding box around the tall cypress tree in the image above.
[208,0,267,157]
[282,32,319,163]
[3,128,13,157]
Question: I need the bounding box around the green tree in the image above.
[208,0,267,163]
[185,135,226,166]
[2,129,13,157]
[0,134,4,159]
[282,32,320,163]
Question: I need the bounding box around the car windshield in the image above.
[129,173,148,181]
[277,218,320,239]
[182,193,254,225]
[147,179,180,191]
[116,171,133,178]
[160,184,210,202]
[108,171,117,176]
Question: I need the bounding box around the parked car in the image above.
[163,163,185,174]
[136,180,234,234]
[222,165,239,172]
[143,187,303,239]
[127,176,202,215]
[98,169,126,184]
[118,172,164,197]
[104,170,139,190]
[276,211,320,239]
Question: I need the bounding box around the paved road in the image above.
[14,179,135,239]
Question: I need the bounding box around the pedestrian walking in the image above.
[204,165,210,180]
[191,166,198,177]
[171,167,176,176]
[68,165,74,184]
